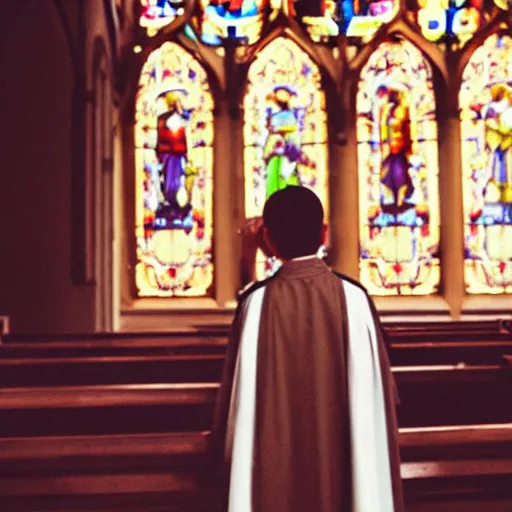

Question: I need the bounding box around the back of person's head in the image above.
[262,186,324,260]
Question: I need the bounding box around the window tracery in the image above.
[131,0,512,305]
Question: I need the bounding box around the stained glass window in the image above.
[357,38,440,296]
[300,0,399,43]
[409,0,506,48]
[189,0,270,46]
[139,0,184,36]
[135,42,214,297]
[460,33,512,294]
[243,37,329,279]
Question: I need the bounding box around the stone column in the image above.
[438,116,465,317]
[213,100,240,306]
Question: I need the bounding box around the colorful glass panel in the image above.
[357,39,440,296]
[300,0,399,43]
[192,0,269,46]
[139,0,184,36]
[135,42,214,297]
[409,0,506,48]
[460,33,512,294]
[243,37,329,279]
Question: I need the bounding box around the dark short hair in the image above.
[262,186,324,260]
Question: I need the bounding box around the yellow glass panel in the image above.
[460,33,512,294]
[134,42,214,297]
[357,38,440,296]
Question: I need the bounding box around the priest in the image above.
[210,186,404,512]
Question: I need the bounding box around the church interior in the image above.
[0,0,511,510]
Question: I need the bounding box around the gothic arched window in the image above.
[134,42,214,297]
[460,32,512,294]
[243,37,329,279]
[357,38,440,296]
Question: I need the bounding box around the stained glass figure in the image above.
[190,0,270,46]
[139,0,184,36]
[135,42,214,297]
[410,0,506,48]
[300,0,399,43]
[243,37,329,279]
[460,33,512,294]
[357,38,440,296]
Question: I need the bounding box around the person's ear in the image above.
[320,224,328,246]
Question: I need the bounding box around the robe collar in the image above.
[290,254,319,262]
[277,255,329,278]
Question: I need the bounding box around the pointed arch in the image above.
[460,32,512,294]
[356,37,441,296]
[349,20,449,85]
[453,19,512,96]
[134,41,215,297]
[243,24,342,84]
[242,36,329,279]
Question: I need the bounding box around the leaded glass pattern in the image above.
[409,0,507,49]
[300,0,399,43]
[191,0,269,45]
[135,42,214,297]
[139,0,183,36]
[357,38,440,295]
[460,33,512,294]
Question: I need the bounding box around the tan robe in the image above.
[210,257,404,512]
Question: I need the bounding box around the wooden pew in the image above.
[1,322,510,368]
[0,335,228,359]
[394,365,512,427]
[0,425,510,512]
[0,383,218,437]
[3,319,508,344]
[0,364,509,437]
[0,323,509,510]
[390,338,512,366]
[1,330,230,344]
[402,424,512,512]
[384,319,512,333]
[1,320,510,349]
[0,424,509,474]
[400,423,512,461]
[1,331,511,367]
[1,339,511,387]
[0,355,225,387]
